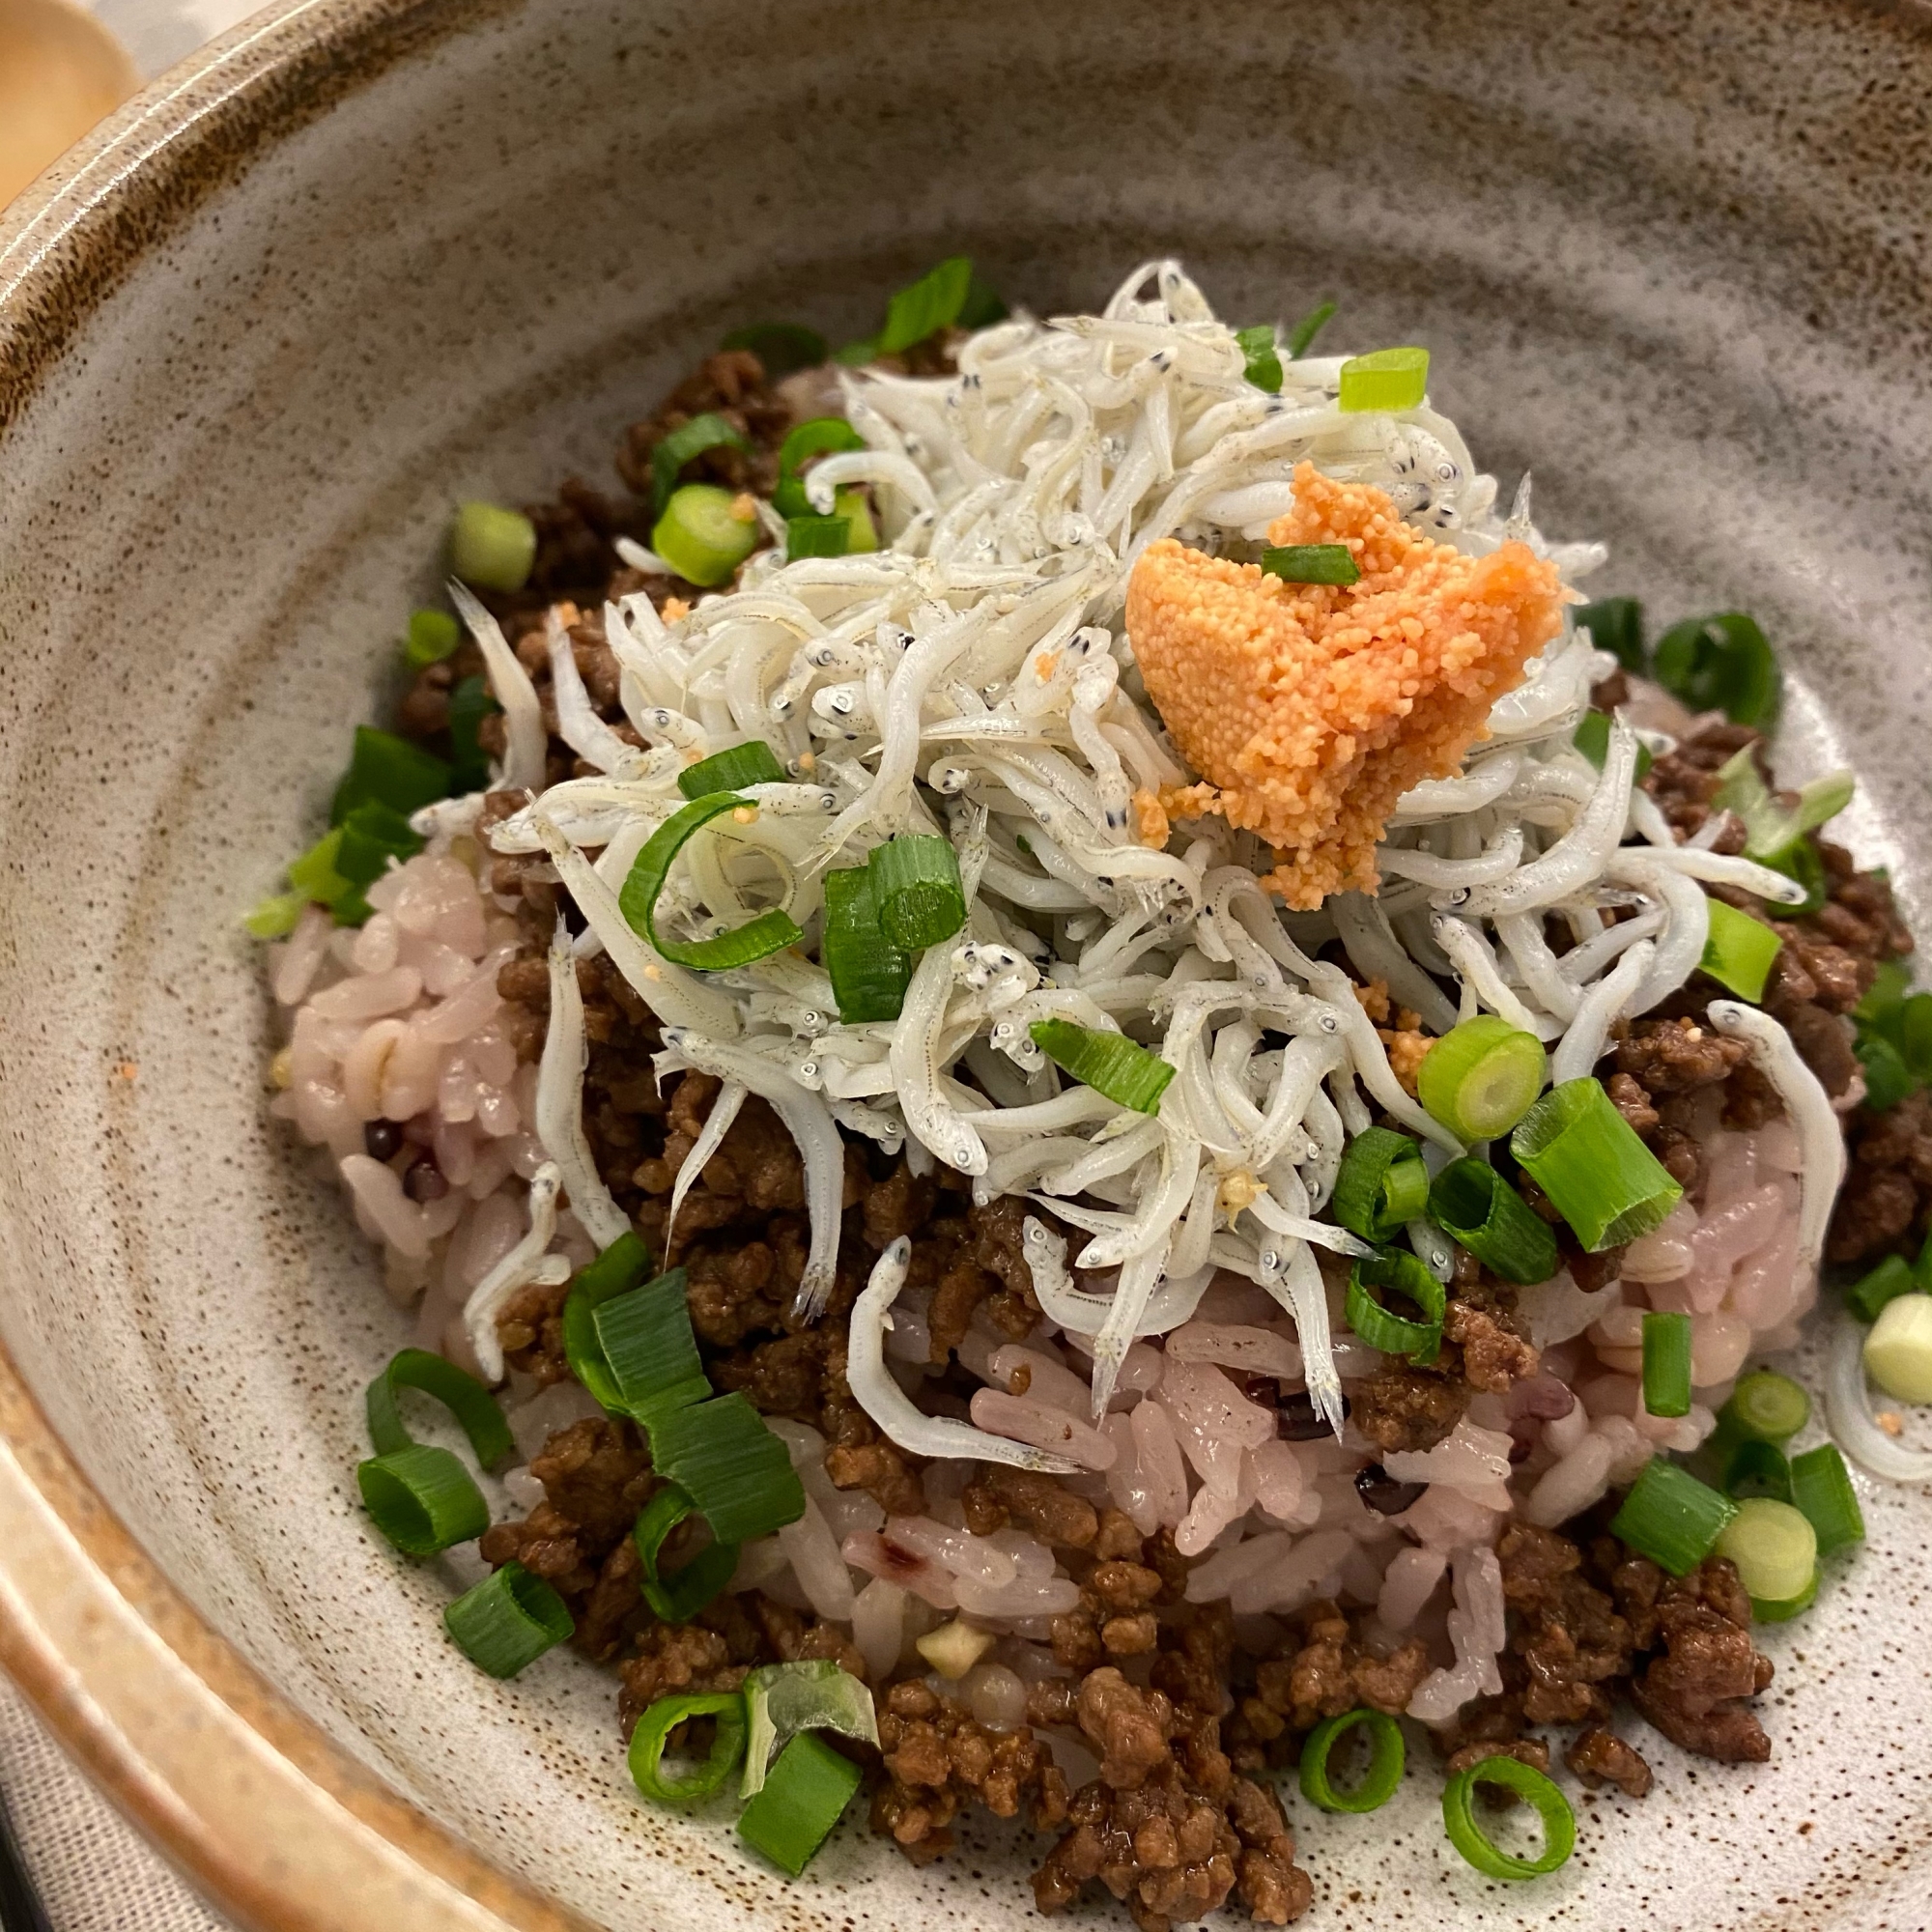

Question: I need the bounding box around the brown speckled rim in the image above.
[0,13,602,1925]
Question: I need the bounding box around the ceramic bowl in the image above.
[3,3,1932,1928]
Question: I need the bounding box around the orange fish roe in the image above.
[1125,463,1566,908]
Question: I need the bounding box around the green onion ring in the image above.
[1297,1708,1405,1813]
[629,1690,749,1804]
[355,1444,489,1557]
[1028,1018,1175,1115]
[1346,1247,1446,1365]
[562,1233,655,1413]
[1425,1158,1558,1286]
[649,412,751,517]
[443,1560,574,1678]
[365,1347,513,1466]
[867,833,968,950]
[633,1483,741,1624]
[1331,1127,1428,1242]
[617,790,805,972]
[677,741,786,800]
[1440,1754,1577,1879]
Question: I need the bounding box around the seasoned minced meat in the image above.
[1565,1726,1655,1798]
[1349,1359,1469,1452]
[1236,1600,1433,1748]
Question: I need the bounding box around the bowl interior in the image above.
[3,2,1931,1927]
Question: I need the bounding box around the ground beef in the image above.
[1349,1360,1469,1452]
[1831,1085,1932,1264]
[1443,1299,1539,1393]
[1564,1726,1654,1797]
[1640,720,1761,840]
[1236,1601,1432,1748]
[615,349,794,507]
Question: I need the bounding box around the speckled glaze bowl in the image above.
[3,3,1932,1928]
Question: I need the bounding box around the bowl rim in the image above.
[0,9,594,1925]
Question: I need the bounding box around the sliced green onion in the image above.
[1285,300,1335,360]
[1261,543,1359,587]
[1573,709,1654,780]
[633,1483,739,1624]
[785,514,851,561]
[356,1444,488,1556]
[629,1690,749,1804]
[1715,1496,1817,1607]
[821,866,911,1024]
[677,741,786,800]
[955,268,1009,331]
[243,892,306,939]
[1640,1310,1693,1419]
[773,417,867,519]
[1788,1443,1864,1556]
[1426,1159,1559,1286]
[592,1269,706,1427]
[650,412,753,517]
[1440,1756,1576,1880]
[1028,1018,1175,1116]
[1699,899,1781,1004]
[1857,958,1912,1030]
[365,1347,514,1465]
[876,255,974,355]
[1510,1077,1684,1251]
[1716,1435,1792,1503]
[618,791,805,971]
[652,483,762,589]
[288,828,352,905]
[721,323,828,378]
[1608,1457,1737,1576]
[1296,1708,1405,1813]
[1720,1368,1810,1443]
[446,672,499,795]
[1651,611,1780,731]
[650,1394,806,1547]
[330,725,452,826]
[1855,1029,1917,1112]
[562,1233,655,1412]
[1709,745,1854,864]
[1346,1247,1445,1365]
[1750,1568,1819,1623]
[867,834,967,950]
[329,799,426,924]
[742,1661,881,1798]
[1417,1015,1547,1143]
[1764,836,1829,916]
[443,1560,573,1678]
[1901,993,1932,1083]
[1331,1127,1428,1242]
[404,608,462,668]
[1337,346,1430,413]
[833,485,879,554]
[736,1732,863,1876]
[1235,324,1283,394]
[1575,597,1646,675]
[449,499,537,594]
[1863,1291,1932,1403]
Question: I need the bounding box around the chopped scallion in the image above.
[446,673,499,795]
[1764,835,1829,915]
[1640,1310,1693,1418]
[1863,1291,1932,1403]
[1331,1127,1428,1243]
[633,1482,739,1624]
[364,1347,514,1466]
[1426,1158,1559,1286]
[650,1393,806,1548]
[720,323,828,378]
[1235,324,1283,394]
[652,483,762,588]
[1856,1028,1917,1112]
[1720,1368,1810,1442]
[1345,1247,1445,1365]
[785,514,852,561]
[356,1444,488,1556]
[650,412,752,517]
[1440,1755,1575,1880]
[404,608,462,668]
[1285,300,1335,360]
[677,741,786,800]
[443,1560,573,1677]
[821,866,911,1024]
[329,799,426,925]
[1261,543,1359,587]
[630,1690,749,1804]
[1416,1014,1546,1144]
[1651,611,1780,731]
[330,725,452,826]
[1337,346,1430,413]
[741,1661,880,1798]
[1709,744,1854,863]
[288,828,351,905]
[1788,1442,1864,1556]
[592,1268,707,1428]
[773,417,867,519]
[1573,708,1654,780]
[448,500,537,594]
[1028,1018,1175,1115]
[1510,1077,1683,1251]
[1297,1708,1405,1813]
[1716,1435,1792,1502]
[1608,1457,1736,1576]
[876,255,975,355]
[1750,1569,1819,1623]
[867,834,967,950]
[1699,899,1781,1003]
[1714,1496,1817,1610]
[618,791,805,971]
[736,1732,863,1876]
[243,892,306,939]
[562,1233,655,1413]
